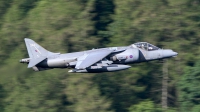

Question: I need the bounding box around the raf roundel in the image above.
[130,55,133,58]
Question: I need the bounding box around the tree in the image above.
[179,60,200,112]
[128,100,161,112]
[92,0,115,47]
[63,74,113,112]
[0,85,5,112]
[1,0,200,111]
[27,0,98,52]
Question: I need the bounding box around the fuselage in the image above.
[20,40,178,73]
[36,45,177,69]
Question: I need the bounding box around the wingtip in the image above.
[24,38,31,41]
[68,70,73,73]
[27,65,33,68]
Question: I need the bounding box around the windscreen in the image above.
[134,42,160,51]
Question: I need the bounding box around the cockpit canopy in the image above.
[134,42,160,51]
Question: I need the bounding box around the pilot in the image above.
[141,44,144,49]
[148,47,153,51]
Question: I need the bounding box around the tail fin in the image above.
[24,38,48,68]
[24,38,48,58]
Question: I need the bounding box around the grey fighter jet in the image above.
[20,38,178,73]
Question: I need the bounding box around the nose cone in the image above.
[162,49,178,58]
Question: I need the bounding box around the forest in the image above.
[0,0,200,112]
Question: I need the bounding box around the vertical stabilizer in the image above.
[24,38,48,58]
[24,38,48,68]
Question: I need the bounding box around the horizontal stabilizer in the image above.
[28,57,46,68]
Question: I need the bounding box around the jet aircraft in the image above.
[20,38,178,73]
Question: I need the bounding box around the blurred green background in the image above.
[0,0,200,112]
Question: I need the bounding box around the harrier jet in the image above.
[20,38,178,73]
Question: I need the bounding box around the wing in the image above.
[75,49,113,69]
